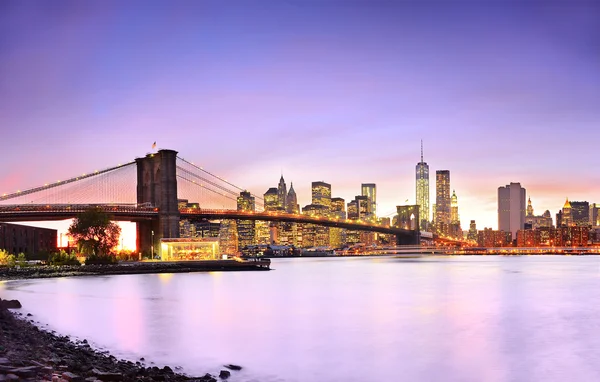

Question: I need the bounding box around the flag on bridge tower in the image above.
[152,141,157,149]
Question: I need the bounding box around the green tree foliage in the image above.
[48,250,80,266]
[16,253,27,267]
[0,249,16,267]
[68,207,122,256]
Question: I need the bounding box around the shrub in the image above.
[16,253,27,267]
[85,254,118,265]
[48,250,81,266]
[0,249,16,267]
[116,250,138,262]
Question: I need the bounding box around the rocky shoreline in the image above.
[0,298,241,381]
[0,260,270,281]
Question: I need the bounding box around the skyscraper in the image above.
[450,190,459,224]
[361,183,376,220]
[570,201,589,227]
[312,181,332,213]
[277,175,287,210]
[236,191,256,248]
[561,198,572,227]
[330,197,346,248]
[435,170,451,235]
[467,220,477,242]
[286,182,299,214]
[591,203,600,226]
[498,182,526,240]
[415,141,430,229]
[263,188,279,211]
[449,190,462,238]
[526,197,534,217]
[331,197,346,219]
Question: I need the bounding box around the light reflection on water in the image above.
[2,256,600,381]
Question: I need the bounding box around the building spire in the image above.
[420,139,423,162]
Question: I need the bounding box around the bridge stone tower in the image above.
[135,149,180,256]
[396,204,421,245]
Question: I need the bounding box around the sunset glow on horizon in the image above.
[1,0,598,232]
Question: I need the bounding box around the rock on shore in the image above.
[0,299,217,381]
[0,260,269,282]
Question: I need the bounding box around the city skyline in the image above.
[1,0,599,232]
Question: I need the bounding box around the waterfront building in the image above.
[160,238,220,260]
[278,222,303,247]
[254,220,271,245]
[330,197,346,248]
[286,183,300,214]
[435,170,451,236]
[571,201,589,227]
[312,181,332,213]
[218,220,238,254]
[498,182,526,240]
[361,183,377,221]
[415,141,430,230]
[302,204,330,247]
[517,230,541,247]
[264,188,279,211]
[538,227,552,246]
[477,228,511,247]
[236,191,256,249]
[551,226,589,246]
[0,222,57,257]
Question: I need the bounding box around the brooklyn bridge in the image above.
[0,149,420,253]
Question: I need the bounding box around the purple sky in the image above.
[1,0,599,233]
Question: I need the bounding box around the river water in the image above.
[2,256,600,382]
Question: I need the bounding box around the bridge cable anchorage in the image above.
[0,162,137,204]
[176,156,264,202]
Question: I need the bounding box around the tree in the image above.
[68,207,121,256]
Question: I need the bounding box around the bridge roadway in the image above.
[0,204,416,239]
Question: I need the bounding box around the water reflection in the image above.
[1,256,600,381]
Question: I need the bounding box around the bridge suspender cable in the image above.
[175,166,240,197]
[0,162,136,202]
[176,175,239,203]
[176,156,264,202]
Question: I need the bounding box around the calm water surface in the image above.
[2,256,600,382]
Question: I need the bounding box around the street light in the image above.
[151,230,154,260]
